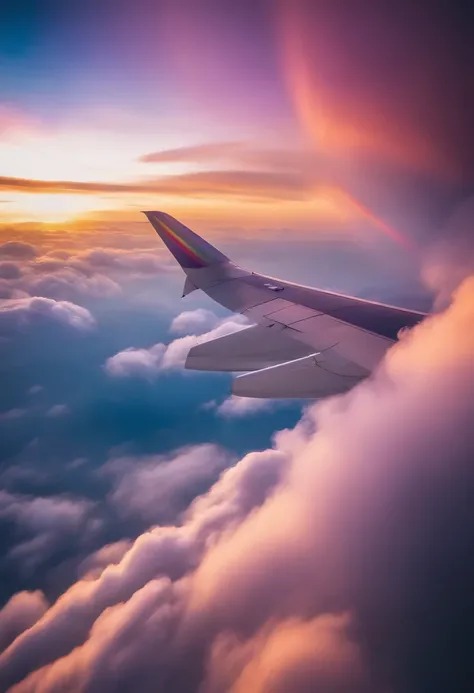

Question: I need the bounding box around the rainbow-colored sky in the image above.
[1,0,472,247]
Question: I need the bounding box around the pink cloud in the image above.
[0,271,473,692]
[203,613,366,693]
[103,444,233,525]
[0,492,96,577]
[0,592,48,654]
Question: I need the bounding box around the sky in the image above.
[0,1,473,692]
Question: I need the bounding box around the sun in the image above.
[2,193,111,223]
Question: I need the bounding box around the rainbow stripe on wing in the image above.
[152,216,210,267]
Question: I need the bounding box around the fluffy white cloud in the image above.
[169,309,220,335]
[104,343,167,379]
[105,316,247,378]
[0,297,96,331]
[214,395,279,418]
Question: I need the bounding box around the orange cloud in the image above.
[204,613,366,693]
[140,142,246,164]
[0,170,311,201]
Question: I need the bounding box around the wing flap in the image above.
[232,349,368,399]
[185,324,314,372]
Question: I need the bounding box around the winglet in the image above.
[143,211,228,269]
[182,275,198,297]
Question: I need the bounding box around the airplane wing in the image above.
[144,211,426,398]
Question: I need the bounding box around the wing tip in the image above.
[143,210,229,269]
[142,210,163,217]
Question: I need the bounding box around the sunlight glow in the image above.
[2,193,113,223]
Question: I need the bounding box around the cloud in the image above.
[26,269,121,302]
[104,342,167,379]
[1,272,473,691]
[0,297,96,331]
[140,141,246,164]
[104,444,233,525]
[0,445,288,690]
[139,143,318,175]
[214,396,279,418]
[0,409,27,421]
[0,262,22,280]
[105,316,247,379]
[423,195,474,308]
[75,248,171,276]
[0,242,38,260]
[45,404,69,418]
[78,541,133,581]
[0,491,96,577]
[203,612,367,693]
[0,169,312,202]
[0,592,48,654]
[0,242,173,304]
[169,309,220,335]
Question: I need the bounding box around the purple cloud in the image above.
[0,491,97,577]
[103,444,233,525]
[0,242,38,260]
[0,262,22,280]
[0,408,27,421]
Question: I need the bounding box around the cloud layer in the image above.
[0,264,472,691]
[0,237,172,304]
